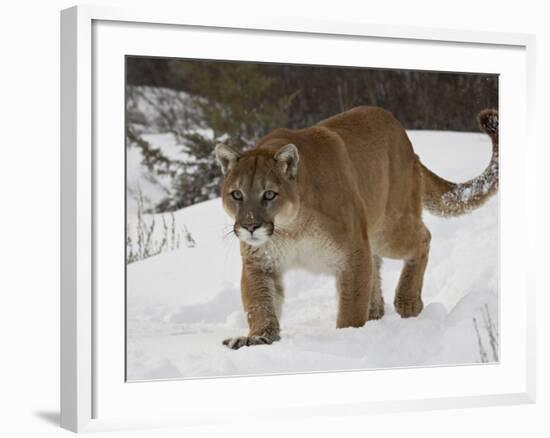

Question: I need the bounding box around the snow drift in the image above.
[126,130,499,381]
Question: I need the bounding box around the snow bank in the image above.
[126,130,498,380]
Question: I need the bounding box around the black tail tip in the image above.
[478,109,498,135]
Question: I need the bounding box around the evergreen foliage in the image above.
[126,57,498,212]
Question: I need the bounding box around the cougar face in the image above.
[216,145,301,246]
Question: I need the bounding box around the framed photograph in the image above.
[61,5,536,433]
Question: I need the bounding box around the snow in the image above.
[126,130,498,381]
[126,133,175,214]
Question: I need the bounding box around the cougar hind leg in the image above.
[393,223,431,318]
[368,255,384,320]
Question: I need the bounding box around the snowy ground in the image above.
[126,130,499,381]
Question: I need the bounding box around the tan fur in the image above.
[215,106,499,349]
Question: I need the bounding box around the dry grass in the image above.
[126,190,195,264]
[473,303,499,363]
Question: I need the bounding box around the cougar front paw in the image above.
[394,297,423,318]
[222,334,281,350]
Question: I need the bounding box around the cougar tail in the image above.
[421,109,499,217]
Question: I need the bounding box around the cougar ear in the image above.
[274,143,299,179]
[215,143,241,174]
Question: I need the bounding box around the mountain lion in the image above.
[215,106,498,349]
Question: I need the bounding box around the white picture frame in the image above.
[60,4,536,433]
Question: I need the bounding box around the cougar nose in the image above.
[243,223,261,233]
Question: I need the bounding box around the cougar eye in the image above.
[263,190,277,201]
[231,190,243,201]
